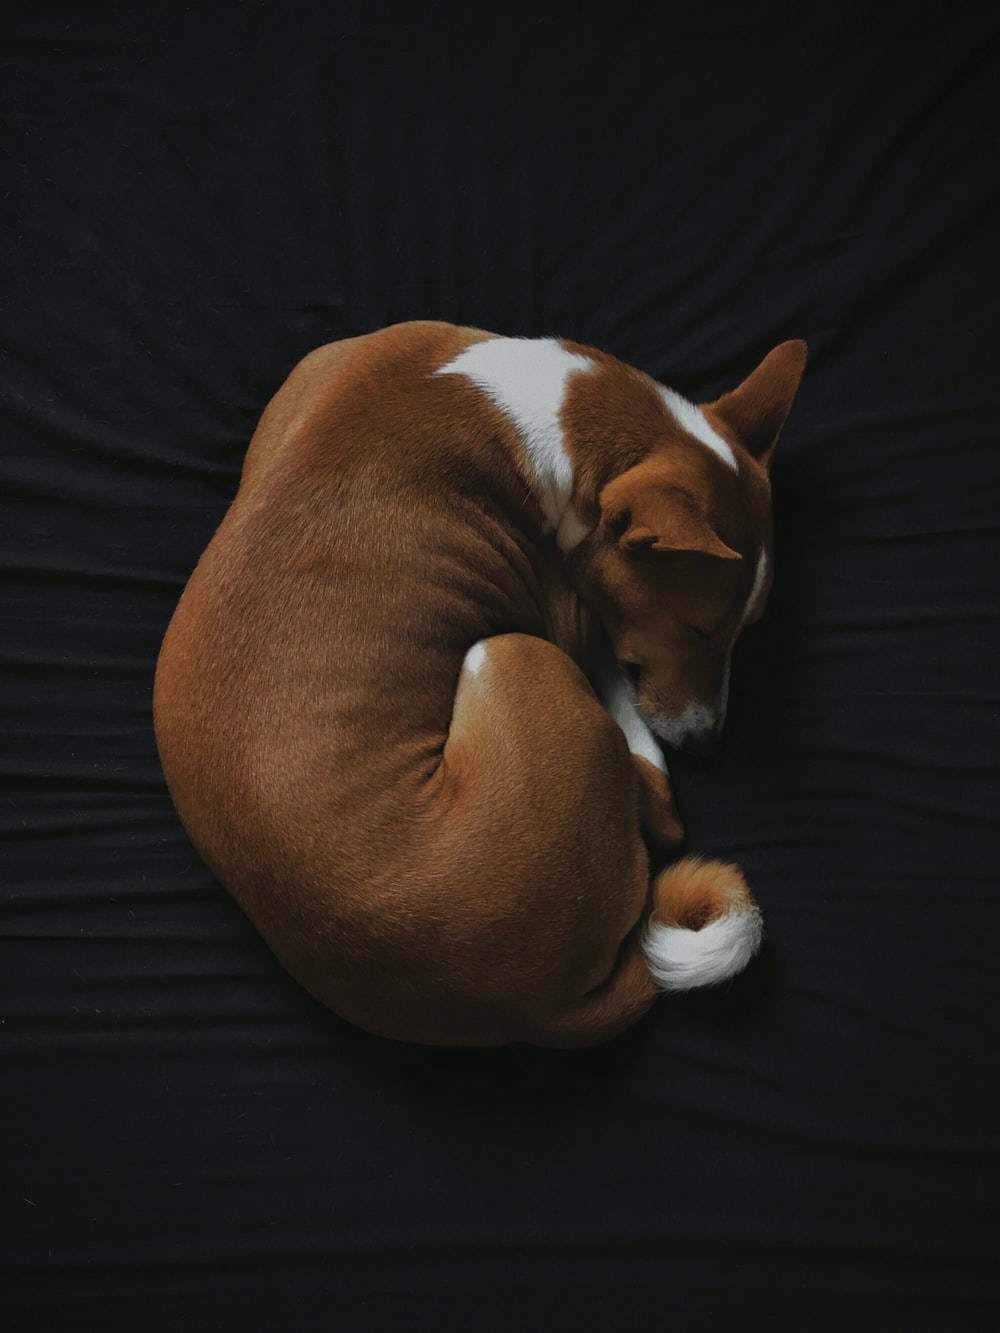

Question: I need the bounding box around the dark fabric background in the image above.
[3,3,998,1329]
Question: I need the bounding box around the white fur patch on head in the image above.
[658,385,738,472]
[642,903,763,991]
[435,337,594,546]
[739,549,769,629]
[716,660,731,729]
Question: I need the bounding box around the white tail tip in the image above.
[642,904,763,992]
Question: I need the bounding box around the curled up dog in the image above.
[153,322,807,1047]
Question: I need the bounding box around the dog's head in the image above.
[571,340,807,754]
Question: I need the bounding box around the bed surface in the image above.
[3,4,998,1328]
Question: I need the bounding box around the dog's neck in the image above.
[434,335,599,551]
[435,334,737,556]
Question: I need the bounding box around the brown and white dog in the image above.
[153,321,806,1047]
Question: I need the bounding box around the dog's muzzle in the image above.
[646,703,726,756]
[618,661,728,756]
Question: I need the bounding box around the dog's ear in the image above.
[599,465,741,561]
[703,339,807,468]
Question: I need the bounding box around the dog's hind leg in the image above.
[532,857,763,1048]
[432,633,655,1042]
[430,634,762,1048]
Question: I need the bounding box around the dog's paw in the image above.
[633,755,685,851]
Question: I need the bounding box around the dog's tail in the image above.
[642,855,763,991]
[530,857,762,1048]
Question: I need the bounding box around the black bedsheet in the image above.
[3,4,998,1329]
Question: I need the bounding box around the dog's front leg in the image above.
[593,653,684,855]
[633,754,685,857]
[538,556,684,855]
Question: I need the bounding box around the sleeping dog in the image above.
[153,322,806,1047]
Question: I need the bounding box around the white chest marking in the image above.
[555,507,590,552]
[435,337,594,550]
[658,385,738,472]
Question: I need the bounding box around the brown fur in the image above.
[153,321,805,1047]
